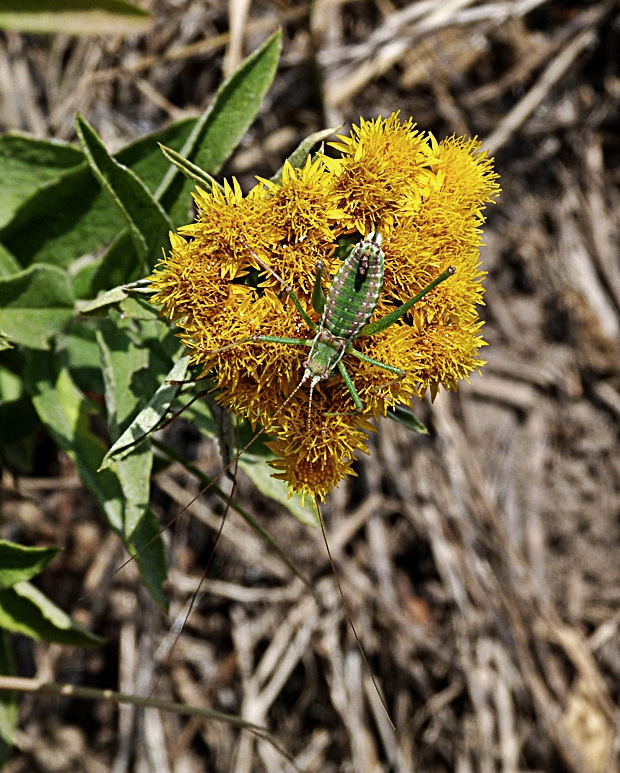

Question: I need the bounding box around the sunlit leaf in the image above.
[0,541,59,590]
[0,0,151,36]
[0,264,74,349]
[100,356,189,470]
[76,114,173,273]
[270,126,339,183]
[0,581,102,646]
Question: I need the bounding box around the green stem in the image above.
[0,676,299,770]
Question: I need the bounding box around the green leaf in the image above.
[25,352,167,607]
[100,356,189,470]
[70,255,103,300]
[0,628,16,767]
[118,119,196,194]
[270,126,339,183]
[157,30,282,212]
[0,541,59,590]
[90,231,141,292]
[158,144,222,194]
[387,404,428,434]
[76,114,173,272]
[239,456,319,527]
[0,366,21,402]
[0,119,194,274]
[96,320,168,440]
[128,507,168,610]
[78,282,158,319]
[26,352,124,532]
[0,581,102,646]
[0,331,13,352]
[0,244,19,278]
[114,441,152,539]
[1,165,109,270]
[0,0,151,35]
[62,323,105,397]
[0,264,74,349]
[78,284,130,316]
[0,133,83,232]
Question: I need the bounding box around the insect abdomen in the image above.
[322,231,384,341]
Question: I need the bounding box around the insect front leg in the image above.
[202,335,313,354]
[337,360,364,412]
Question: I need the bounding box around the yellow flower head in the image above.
[149,113,499,501]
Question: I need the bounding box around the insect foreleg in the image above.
[203,335,312,354]
[359,266,456,337]
[311,260,326,314]
[336,360,364,412]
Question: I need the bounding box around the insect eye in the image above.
[303,361,308,368]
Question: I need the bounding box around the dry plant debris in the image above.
[3,0,620,771]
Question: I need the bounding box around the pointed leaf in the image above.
[157,30,282,210]
[270,126,339,183]
[0,581,102,646]
[158,144,222,193]
[0,541,59,590]
[76,114,173,271]
[0,118,195,272]
[387,404,428,434]
[96,320,172,441]
[0,133,83,232]
[100,356,189,469]
[0,0,151,35]
[114,440,152,539]
[78,284,130,316]
[128,507,168,610]
[0,264,74,349]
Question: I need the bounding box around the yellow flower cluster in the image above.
[149,114,499,500]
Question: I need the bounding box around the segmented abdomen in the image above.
[321,231,384,341]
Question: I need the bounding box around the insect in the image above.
[207,230,455,421]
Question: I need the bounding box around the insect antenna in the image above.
[307,380,316,434]
[240,237,292,292]
[109,422,266,582]
[314,496,396,731]
[153,374,320,685]
[152,437,241,686]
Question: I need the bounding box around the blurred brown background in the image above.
[3,1,620,771]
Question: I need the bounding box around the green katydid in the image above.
[204,230,455,423]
